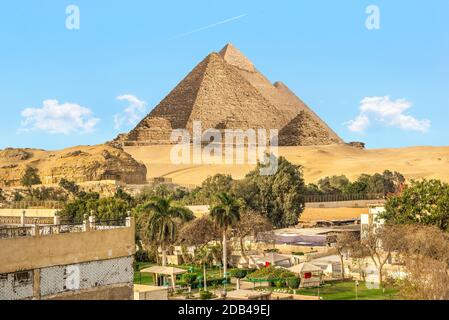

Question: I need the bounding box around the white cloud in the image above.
[20,99,100,134]
[346,96,430,133]
[114,94,147,129]
[346,114,370,133]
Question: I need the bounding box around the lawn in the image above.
[133,262,238,286]
[295,281,400,300]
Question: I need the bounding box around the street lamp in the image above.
[355,280,359,300]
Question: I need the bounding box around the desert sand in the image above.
[125,144,449,186]
[300,208,369,222]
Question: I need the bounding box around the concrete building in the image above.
[360,204,386,238]
[0,215,135,300]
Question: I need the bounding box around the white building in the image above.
[360,204,385,238]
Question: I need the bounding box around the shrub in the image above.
[287,277,300,289]
[248,266,296,281]
[192,277,230,289]
[182,273,197,287]
[176,280,187,287]
[200,291,214,300]
[264,249,280,253]
[275,280,285,288]
[232,269,248,279]
[21,166,41,187]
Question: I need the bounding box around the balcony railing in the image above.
[38,223,84,236]
[0,201,65,209]
[0,226,34,239]
[92,218,127,231]
[0,216,131,240]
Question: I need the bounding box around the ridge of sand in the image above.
[125,144,449,186]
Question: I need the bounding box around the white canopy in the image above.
[140,266,188,291]
[140,266,187,276]
[287,262,322,274]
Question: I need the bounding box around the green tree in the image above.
[58,178,80,196]
[232,269,248,290]
[21,166,41,187]
[244,156,306,227]
[135,185,189,204]
[304,183,323,195]
[210,192,241,278]
[381,179,449,231]
[115,188,134,205]
[186,174,233,204]
[318,175,350,194]
[137,197,194,266]
[58,192,131,223]
[234,210,272,264]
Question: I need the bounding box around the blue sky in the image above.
[0,0,448,150]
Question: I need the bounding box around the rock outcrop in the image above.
[0,145,147,187]
[120,43,343,146]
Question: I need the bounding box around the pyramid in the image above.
[121,44,343,146]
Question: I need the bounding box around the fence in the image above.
[0,201,65,209]
[92,218,127,231]
[0,217,130,240]
[38,223,84,236]
[304,193,385,203]
[0,226,34,239]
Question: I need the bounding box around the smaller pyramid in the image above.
[279,111,342,146]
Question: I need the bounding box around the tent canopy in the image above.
[140,266,187,276]
[251,252,291,264]
[287,262,322,275]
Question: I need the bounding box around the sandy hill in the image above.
[0,145,147,187]
[125,144,449,186]
[118,43,342,147]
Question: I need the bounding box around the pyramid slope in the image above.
[125,52,286,145]
[219,44,343,144]
[123,44,344,146]
[125,54,211,144]
[219,43,255,72]
[186,53,286,132]
[274,81,343,143]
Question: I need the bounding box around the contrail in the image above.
[172,14,248,39]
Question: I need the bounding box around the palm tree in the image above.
[210,192,241,279]
[139,196,193,266]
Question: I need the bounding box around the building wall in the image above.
[134,285,168,300]
[44,284,133,300]
[39,256,133,297]
[0,225,135,274]
[0,219,135,300]
[1,257,134,300]
[0,271,34,300]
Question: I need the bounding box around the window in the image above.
[14,271,32,286]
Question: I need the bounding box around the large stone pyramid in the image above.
[121,44,343,146]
